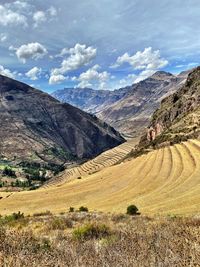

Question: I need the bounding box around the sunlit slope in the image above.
[43,138,138,188]
[0,139,200,215]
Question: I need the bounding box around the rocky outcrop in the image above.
[140,66,200,148]
[147,123,163,141]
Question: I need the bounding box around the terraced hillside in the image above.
[43,138,138,188]
[0,139,200,216]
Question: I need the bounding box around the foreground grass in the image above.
[0,211,199,266]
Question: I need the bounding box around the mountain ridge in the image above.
[0,74,124,182]
[52,70,189,136]
[139,67,200,149]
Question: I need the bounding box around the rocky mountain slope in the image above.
[53,71,188,137]
[0,75,124,174]
[52,86,129,114]
[97,71,188,136]
[140,67,200,148]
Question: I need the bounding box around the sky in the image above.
[0,0,200,93]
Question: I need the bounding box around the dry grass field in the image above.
[0,139,200,216]
[42,138,138,188]
[0,211,200,267]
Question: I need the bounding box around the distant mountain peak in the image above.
[151,71,174,80]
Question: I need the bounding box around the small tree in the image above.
[79,206,88,212]
[126,205,139,215]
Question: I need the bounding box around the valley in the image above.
[1,2,200,266]
[1,139,200,216]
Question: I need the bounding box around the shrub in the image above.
[0,211,25,226]
[79,206,88,212]
[126,205,139,215]
[72,223,111,240]
[47,217,73,230]
[3,166,16,177]
[69,207,74,213]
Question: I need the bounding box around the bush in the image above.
[3,166,16,177]
[47,217,73,230]
[69,207,74,213]
[0,211,25,225]
[72,223,111,240]
[126,205,139,215]
[79,206,88,212]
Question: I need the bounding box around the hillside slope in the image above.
[1,139,200,215]
[141,67,200,148]
[97,71,188,136]
[0,75,124,168]
[52,87,128,114]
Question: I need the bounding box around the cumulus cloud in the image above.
[33,6,57,27]
[25,67,42,80]
[111,47,168,84]
[5,1,30,11]
[49,74,67,85]
[33,11,46,27]
[16,42,48,63]
[0,65,16,79]
[134,69,156,83]
[0,4,27,27]
[119,74,136,87]
[75,65,110,89]
[112,47,168,70]
[48,6,57,17]
[52,43,97,75]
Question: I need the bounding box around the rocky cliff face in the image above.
[141,67,200,148]
[0,75,124,167]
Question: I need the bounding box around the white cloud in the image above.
[48,6,57,17]
[134,69,156,83]
[112,47,168,70]
[33,6,57,27]
[119,74,136,87]
[76,65,110,89]
[49,74,67,85]
[33,11,46,27]
[0,5,27,27]
[0,34,7,42]
[0,65,16,79]
[16,42,48,63]
[111,47,168,85]
[52,43,97,75]
[25,67,42,80]
[5,1,30,11]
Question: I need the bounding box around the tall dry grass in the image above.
[0,212,199,266]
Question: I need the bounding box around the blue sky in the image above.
[0,0,200,92]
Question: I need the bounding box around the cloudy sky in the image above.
[0,0,200,92]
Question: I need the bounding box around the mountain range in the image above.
[52,70,190,137]
[0,74,124,172]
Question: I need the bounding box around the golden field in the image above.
[0,139,200,216]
